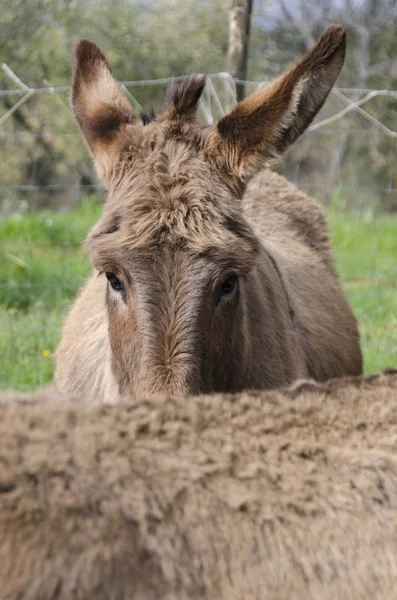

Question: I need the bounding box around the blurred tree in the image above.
[228,0,253,100]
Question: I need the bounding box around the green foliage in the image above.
[0,0,231,212]
[0,199,396,390]
[0,0,229,87]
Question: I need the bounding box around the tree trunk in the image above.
[228,0,253,101]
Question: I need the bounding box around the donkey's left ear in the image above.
[71,39,136,181]
[213,25,346,179]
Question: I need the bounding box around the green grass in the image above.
[0,198,102,310]
[0,198,396,390]
[328,209,397,375]
[0,197,102,390]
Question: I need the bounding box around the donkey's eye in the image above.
[215,274,238,305]
[221,274,238,295]
[105,271,124,292]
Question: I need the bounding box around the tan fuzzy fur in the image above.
[2,371,397,598]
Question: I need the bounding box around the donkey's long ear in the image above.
[214,25,346,179]
[71,40,136,180]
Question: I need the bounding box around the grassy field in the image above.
[1,197,396,390]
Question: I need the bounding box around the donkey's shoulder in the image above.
[244,169,335,272]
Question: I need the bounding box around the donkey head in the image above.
[71,26,346,399]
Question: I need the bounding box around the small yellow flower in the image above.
[42,350,50,357]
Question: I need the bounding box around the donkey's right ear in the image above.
[71,40,136,179]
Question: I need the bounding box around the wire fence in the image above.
[1,67,397,389]
[2,64,397,210]
[0,64,397,208]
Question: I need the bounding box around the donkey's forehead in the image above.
[105,137,242,248]
[88,139,258,269]
[118,120,214,182]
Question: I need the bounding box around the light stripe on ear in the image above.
[71,40,136,153]
[214,25,346,178]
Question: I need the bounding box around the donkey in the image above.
[55,25,362,403]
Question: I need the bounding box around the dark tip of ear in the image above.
[314,24,346,63]
[325,24,346,42]
[166,74,207,121]
[72,39,112,99]
[141,110,156,125]
[324,24,346,38]
[74,39,108,69]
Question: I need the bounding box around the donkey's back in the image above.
[245,169,362,380]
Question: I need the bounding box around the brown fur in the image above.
[55,26,362,402]
[2,371,397,599]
